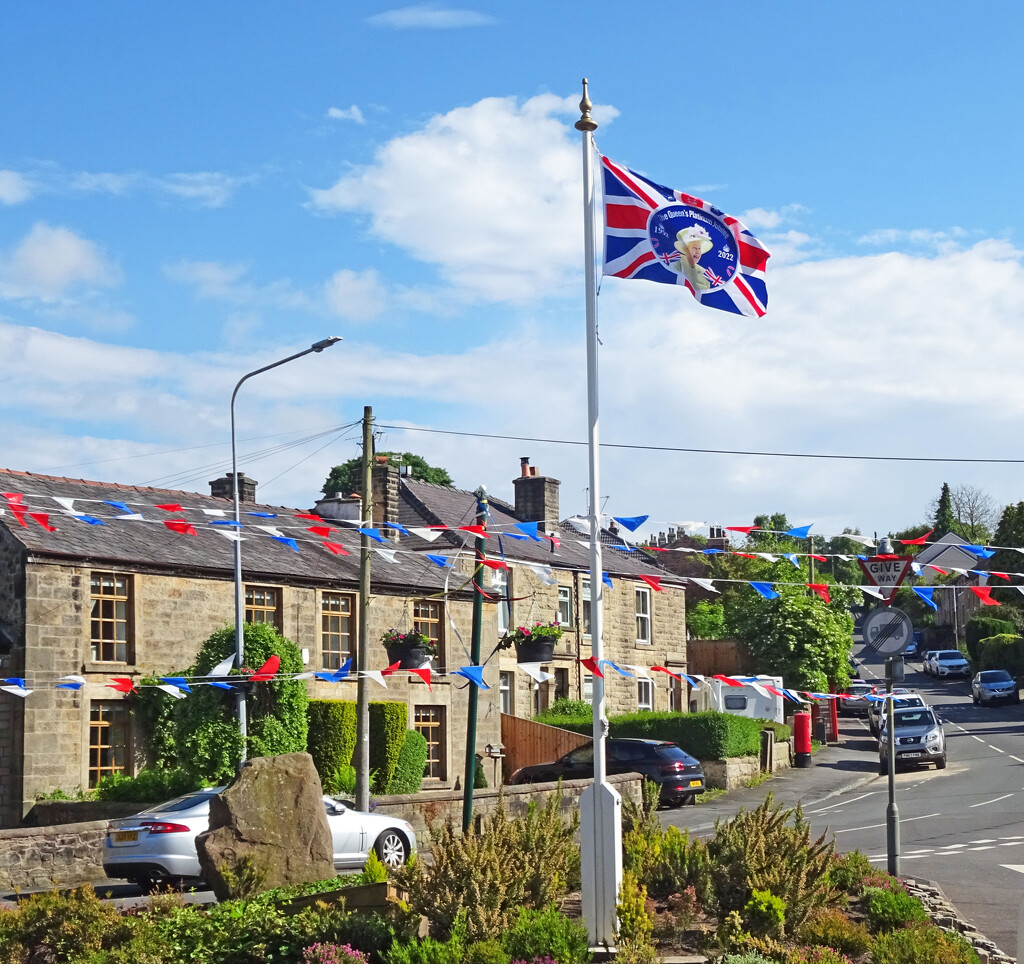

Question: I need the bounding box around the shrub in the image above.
[827,850,875,897]
[309,700,359,785]
[386,731,428,795]
[616,870,654,946]
[977,633,1024,677]
[394,795,580,941]
[965,616,1015,662]
[384,935,464,964]
[788,948,856,964]
[501,907,591,964]
[707,793,839,929]
[797,907,872,957]
[94,767,200,802]
[464,940,510,964]
[0,885,141,962]
[304,943,371,964]
[870,921,980,964]
[719,954,777,964]
[742,889,785,939]
[369,702,409,793]
[862,885,929,933]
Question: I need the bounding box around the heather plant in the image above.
[718,954,776,964]
[788,948,855,964]
[826,849,875,897]
[304,943,371,964]
[862,885,929,933]
[797,907,873,957]
[707,793,839,928]
[394,795,579,941]
[870,921,980,964]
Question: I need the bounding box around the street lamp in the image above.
[230,336,341,764]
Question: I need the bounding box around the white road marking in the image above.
[972,846,998,851]
[970,794,1013,809]
[836,812,940,834]
[972,839,998,844]
[971,735,986,742]
[1010,756,1024,763]
[989,745,1006,754]
[1002,865,1024,874]
[999,841,1024,847]
[807,792,874,814]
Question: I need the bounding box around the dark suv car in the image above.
[508,738,705,807]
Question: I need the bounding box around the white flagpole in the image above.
[575,78,622,952]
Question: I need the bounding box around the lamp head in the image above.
[311,336,342,352]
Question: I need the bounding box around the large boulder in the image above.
[196,752,335,900]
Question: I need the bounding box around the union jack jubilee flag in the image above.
[601,155,770,318]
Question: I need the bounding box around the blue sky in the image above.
[3,2,1024,543]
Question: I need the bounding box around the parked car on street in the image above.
[921,651,941,673]
[878,706,946,772]
[838,681,873,717]
[867,689,922,736]
[931,650,971,677]
[972,669,1020,705]
[103,788,417,891]
[507,738,705,807]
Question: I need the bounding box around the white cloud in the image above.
[309,93,588,303]
[365,5,496,28]
[323,268,386,320]
[327,105,365,124]
[70,171,141,195]
[157,172,251,208]
[0,223,120,302]
[164,259,319,313]
[0,170,34,204]
[857,227,971,253]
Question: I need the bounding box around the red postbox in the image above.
[793,710,812,768]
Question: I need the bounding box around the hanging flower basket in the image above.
[381,629,436,669]
[498,622,563,664]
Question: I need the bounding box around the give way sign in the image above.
[857,555,913,606]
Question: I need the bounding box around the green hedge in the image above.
[978,633,1024,677]
[385,730,428,794]
[966,617,1016,662]
[531,708,786,760]
[307,699,412,794]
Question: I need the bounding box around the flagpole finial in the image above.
[574,78,597,132]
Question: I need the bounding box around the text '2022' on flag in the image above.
[601,155,770,318]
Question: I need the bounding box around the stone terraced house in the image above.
[0,459,687,829]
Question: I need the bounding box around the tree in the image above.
[686,599,726,639]
[932,482,957,538]
[988,502,1024,610]
[729,587,855,691]
[950,484,998,543]
[321,451,453,497]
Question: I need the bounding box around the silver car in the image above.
[972,669,1020,705]
[878,706,946,772]
[867,688,918,736]
[103,788,416,890]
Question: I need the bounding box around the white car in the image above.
[931,650,971,677]
[104,788,416,891]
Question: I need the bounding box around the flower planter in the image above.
[386,645,430,669]
[515,637,556,664]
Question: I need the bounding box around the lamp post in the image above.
[230,336,341,764]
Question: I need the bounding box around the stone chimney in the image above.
[371,457,401,538]
[512,457,560,531]
[210,472,257,504]
[707,525,729,551]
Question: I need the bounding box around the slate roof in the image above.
[0,468,455,595]
[397,478,684,584]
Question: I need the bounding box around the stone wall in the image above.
[0,526,26,830]
[700,741,793,790]
[496,564,686,718]
[12,559,496,824]
[0,775,643,893]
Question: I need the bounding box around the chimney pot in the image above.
[519,457,531,478]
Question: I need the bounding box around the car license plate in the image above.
[114,831,138,842]
[689,779,702,787]
[900,752,922,759]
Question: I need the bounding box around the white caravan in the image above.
[689,675,786,723]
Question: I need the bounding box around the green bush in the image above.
[394,796,580,942]
[94,767,200,802]
[501,906,591,964]
[965,616,1015,662]
[385,731,428,794]
[172,622,307,783]
[977,633,1024,677]
[463,940,510,964]
[827,849,875,897]
[742,889,785,939]
[308,700,414,795]
[718,954,776,964]
[870,921,980,964]
[789,948,857,964]
[797,907,873,956]
[617,870,654,945]
[862,885,929,933]
[707,793,838,929]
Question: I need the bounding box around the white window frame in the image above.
[492,568,510,636]
[499,671,514,715]
[637,678,654,712]
[557,585,573,627]
[583,673,593,701]
[582,578,592,638]
[635,586,651,644]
